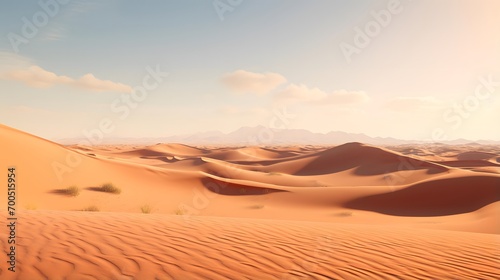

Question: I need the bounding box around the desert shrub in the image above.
[174,208,186,215]
[333,211,353,217]
[97,183,121,194]
[141,204,152,214]
[64,185,80,196]
[82,205,100,212]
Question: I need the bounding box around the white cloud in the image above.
[221,70,287,95]
[275,84,326,102]
[1,65,132,93]
[275,84,369,105]
[74,73,132,93]
[2,66,72,88]
[385,96,442,112]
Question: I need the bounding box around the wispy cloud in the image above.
[40,0,103,41]
[1,65,132,93]
[221,70,287,95]
[385,96,442,112]
[42,26,67,41]
[275,84,369,105]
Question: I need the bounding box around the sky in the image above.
[0,0,499,142]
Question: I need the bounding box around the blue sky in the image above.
[1,0,499,141]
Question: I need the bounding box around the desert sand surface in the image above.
[1,211,499,280]
[1,123,499,279]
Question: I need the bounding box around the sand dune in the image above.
[457,151,498,161]
[268,142,450,176]
[345,173,500,216]
[1,124,499,279]
[1,211,499,280]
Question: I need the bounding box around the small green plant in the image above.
[140,204,152,214]
[82,205,100,212]
[97,183,121,194]
[64,185,80,197]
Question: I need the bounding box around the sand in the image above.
[0,124,499,279]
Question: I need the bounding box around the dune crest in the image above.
[1,124,499,279]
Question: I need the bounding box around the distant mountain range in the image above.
[55,125,500,146]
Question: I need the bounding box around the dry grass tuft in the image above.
[96,183,121,194]
[82,205,100,212]
[141,204,152,214]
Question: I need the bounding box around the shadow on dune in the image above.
[436,160,500,168]
[129,149,169,157]
[344,176,500,216]
[140,156,180,163]
[294,143,448,176]
[201,177,287,196]
[457,151,497,161]
[49,189,75,196]
[226,159,284,166]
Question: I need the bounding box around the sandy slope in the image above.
[0,211,499,280]
[1,124,499,279]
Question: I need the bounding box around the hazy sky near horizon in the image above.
[0,0,499,141]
